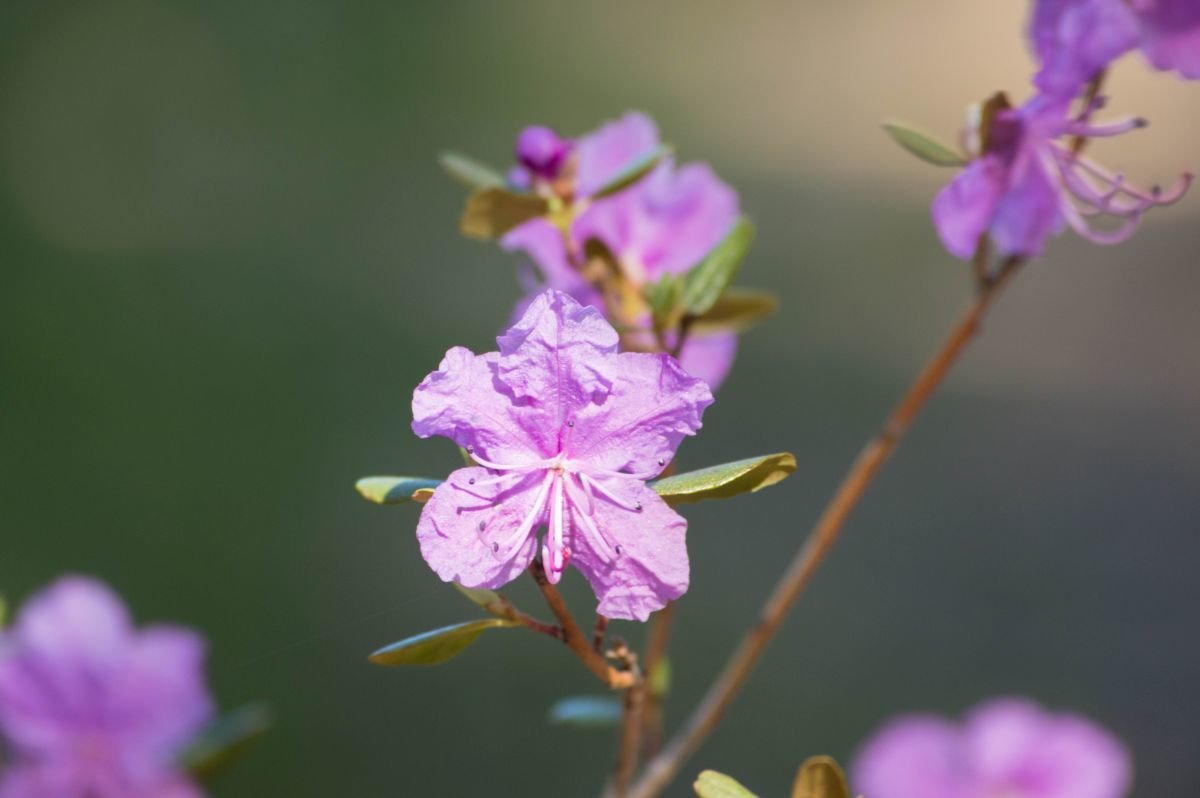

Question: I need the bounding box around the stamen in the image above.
[564,478,619,562]
[491,470,554,558]
[468,450,560,473]
[546,474,566,582]
[580,472,644,513]
[1063,116,1147,138]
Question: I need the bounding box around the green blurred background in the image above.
[3,2,1198,796]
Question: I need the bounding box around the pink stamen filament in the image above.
[564,476,620,562]
[1062,116,1146,138]
[491,470,554,558]
[544,474,566,583]
[468,450,560,473]
[579,472,643,513]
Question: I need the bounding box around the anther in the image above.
[657,458,665,466]
[492,541,499,553]
[468,477,476,485]
[478,521,486,532]
[615,545,622,555]
[467,445,475,453]
[634,501,642,511]
[567,419,575,427]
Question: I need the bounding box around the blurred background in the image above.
[2,2,1198,795]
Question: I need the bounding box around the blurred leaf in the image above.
[0,596,6,627]
[680,219,755,316]
[355,476,442,505]
[547,696,622,728]
[439,151,506,190]
[453,582,501,609]
[647,273,684,329]
[689,287,779,335]
[180,703,272,781]
[694,770,759,798]
[792,756,850,798]
[460,188,549,240]
[648,656,672,698]
[652,453,796,506]
[882,119,966,167]
[591,144,672,199]
[368,619,520,667]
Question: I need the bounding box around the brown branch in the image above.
[616,678,646,797]
[529,561,636,689]
[593,615,611,654]
[639,601,675,756]
[625,258,1024,798]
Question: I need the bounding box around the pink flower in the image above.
[0,577,213,798]
[1030,0,1200,96]
[932,93,1190,260]
[502,112,743,389]
[411,290,713,621]
[852,698,1132,798]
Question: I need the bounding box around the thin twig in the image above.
[639,601,675,756]
[529,561,636,689]
[593,615,611,654]
[616,677,646,798]
[624,258,1024,798]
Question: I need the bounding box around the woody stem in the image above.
[623,257,1024,798]
[529,560,634,689]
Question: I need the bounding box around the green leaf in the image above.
[646,273,684,329]
[368,619,520,667]
[0,596,7,628]
[591,144,672,199]
[688,287,779,335]
[680,219,755,316]
[180,703,272,781]
[791,756,850,798]
[647,656,672,698]
[881,119,967,167]
[652,453,796,506]
[694,770,760,798]
[453,582,502,610]
[547,696,622,728]
[438,151,506,190]
[355,476,442,505]
[459,187,550,240]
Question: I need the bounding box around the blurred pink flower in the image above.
[503,112,743,389]
[932,93,1190,260]
[1030,0,1200,96]
[0,576,213,798]
[411,289,712,621]
[852,698,1132,798]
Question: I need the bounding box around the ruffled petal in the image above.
[411,347,546,463]
[567,480,687,621]
[1030,0,1140,96]
[931,157,1007,260]
[575,112,661,198]
[416,466,544,590]
[850,715,968,798]
[493,291,620,452]
[567,351,713,477]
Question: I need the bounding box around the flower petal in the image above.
[416,467,544,590]
[568,351,712,477]
[678,331,737,393]
[575,111,661,198]
[493,291,620,453]
[850,715,967,798]
[411,347,545,463]
[988,150,1067,258]
[1030,0,1139,96]
[109,628,214,761]
[1137,0,1200,79]
[931,157,1006,260]
[567,480,688,621]
[500,219,577,290]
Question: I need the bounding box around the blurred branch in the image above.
[624,257,1024,798]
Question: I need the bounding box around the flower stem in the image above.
[529,560,636,689]
[623,257,1024,798]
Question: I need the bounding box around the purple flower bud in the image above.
[514,125,572,180]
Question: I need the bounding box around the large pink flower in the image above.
[0,577,213,798]
[411,290,713,621]
[852,698,1132,798]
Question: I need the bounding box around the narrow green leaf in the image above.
[688,287,779,335]
[791,756,850,798]
[881,119,967,167]
[180,703,272,781]
[547,696,622,728]
[368,619,520,667]
[460,187,549,240]
[652,453,796,506]
[648,656,672,698]
[680,219,755,316]
[453,582,502,610]
[646,273,684,329]
[355,476,442,505]
[591,144,672,199]
[0,596,7,628]
[694,770,760,798]
[438,151,506,190]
